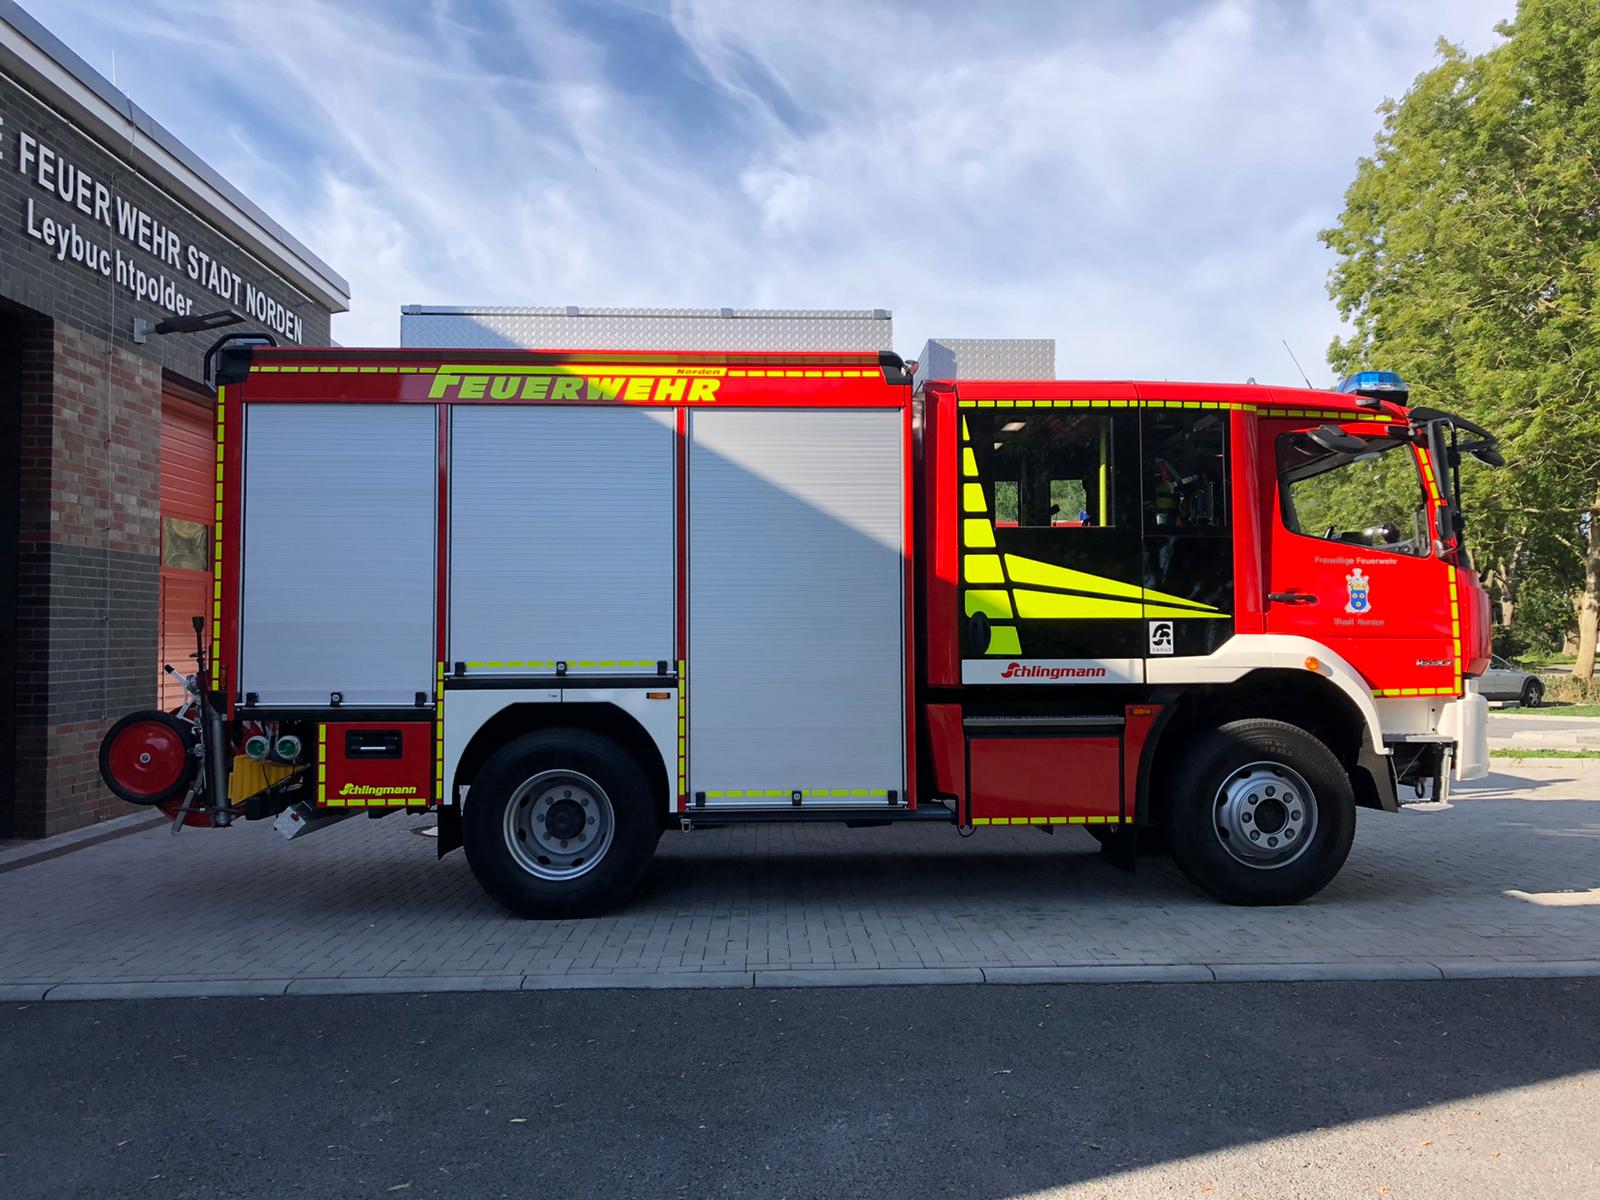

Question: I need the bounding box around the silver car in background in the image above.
[1479,655,1545,707]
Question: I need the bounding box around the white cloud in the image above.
[33,0,1512,379]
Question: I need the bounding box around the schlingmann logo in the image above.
[1000,663,1108,679]
[339,783,420,798]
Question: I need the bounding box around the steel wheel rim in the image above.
[502,769,615,881]
[108,720,189,798]
[1213,760,1317,870]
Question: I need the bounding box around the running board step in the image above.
[681,802,956,827]
[963,714,1125,730]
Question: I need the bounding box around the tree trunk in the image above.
[1575,496,1600,680]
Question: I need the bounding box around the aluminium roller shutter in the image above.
[448,406,675,674]
[688,408,904,806]
[239,404,437,707]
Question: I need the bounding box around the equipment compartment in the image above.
[317,721,433,808]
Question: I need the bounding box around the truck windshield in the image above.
[1277,434,1431,557]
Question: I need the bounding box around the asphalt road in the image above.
[3,980,1598,1199]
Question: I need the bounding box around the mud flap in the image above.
[1100,826,1138,873]
[1356,743,1400,813]
[436,804,462,857]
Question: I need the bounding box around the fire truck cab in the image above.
[98,345,1495,917]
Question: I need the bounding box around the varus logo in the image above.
[339,783,421,798]
[428,370,722,405]
[1000,663,1108,679]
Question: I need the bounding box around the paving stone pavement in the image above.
[1,761,1597,998]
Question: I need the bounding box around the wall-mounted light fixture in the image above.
[132,309,244,344]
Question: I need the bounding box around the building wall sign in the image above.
[8,119,305,342]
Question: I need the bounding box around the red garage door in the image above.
[159,391,214,710]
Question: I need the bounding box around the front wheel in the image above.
[463,729,660,919]
[1167,719,1356,906]
[1520,678,1543,708]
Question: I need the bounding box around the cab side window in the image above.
[1145,410,1228,532]
[980,410,1115,529]
[1277,433,1431,557]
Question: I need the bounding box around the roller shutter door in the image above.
[239,404,437,707]
[688,408,904,806]
[449,406,675,674]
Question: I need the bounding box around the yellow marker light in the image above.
[646,692,671,700]
[1304,656,1322,673]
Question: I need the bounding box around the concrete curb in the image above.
[1208,961,1444,983]
[523,970,755,991]
[0,812,166,874]
[45,979,293,1001]
[0,984,52,1001]
[285,975,522,996]
[755,967,986,988]
[11,960,1600,1002]
[982,964,1215,985]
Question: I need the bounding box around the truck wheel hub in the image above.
[1213,761,1316,869]
[504,770,615,881]
[544,798,586,840]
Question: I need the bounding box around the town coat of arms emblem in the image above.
[1345,568,1372,614]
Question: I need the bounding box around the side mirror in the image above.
[1469,445,1505,468]
[1305,424,1369,456]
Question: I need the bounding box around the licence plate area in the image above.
[317,722,433,808]
[967,734,1124,826]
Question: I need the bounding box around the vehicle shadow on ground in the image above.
[1463,767,1592,799]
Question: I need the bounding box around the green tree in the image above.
[1320,0,1600,677]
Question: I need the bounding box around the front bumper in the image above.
[1439,687,1489,781]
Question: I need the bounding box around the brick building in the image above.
[0,3,349,837]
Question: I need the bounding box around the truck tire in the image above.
[463,728,659,919]
[1167,719,1355,906]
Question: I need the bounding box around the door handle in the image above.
[1268,591,1318,606]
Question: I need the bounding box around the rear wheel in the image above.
[99,711,197,806]
[1167,719,1355,905]
[463,729,659,919]
[1520,678,1544,708]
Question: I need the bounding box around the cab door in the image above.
[957,400,1143,683]
[1139,405,1236,659]
[1260,417,1459,697]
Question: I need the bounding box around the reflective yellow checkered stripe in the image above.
[973,815,1132,826]
[1371,450,1461,700]
[956,399,1395,422]
[703,788,892,800]
[210,386,226,680]
[316,725,327,806]
[251,364,440,374]
[435,662,446,804]
[677,659,687,801]
[459,658,659,670]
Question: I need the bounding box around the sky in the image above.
[29,0,1514,382]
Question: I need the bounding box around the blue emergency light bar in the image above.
[1336,370,1409,405]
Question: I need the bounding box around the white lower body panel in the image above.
[442,687,678,810]
[686,409,906,809]
[961,657,1141,685]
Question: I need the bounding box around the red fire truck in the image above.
[98,343,1498,916]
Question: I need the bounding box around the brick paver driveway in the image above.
[2,761,1597,998]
